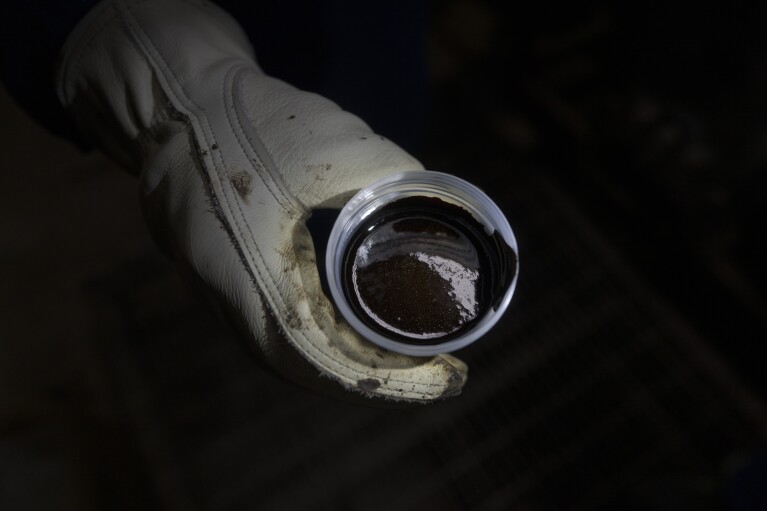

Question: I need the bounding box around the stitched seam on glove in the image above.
[227,67,305,215]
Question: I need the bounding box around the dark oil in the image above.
[342,196,517,345]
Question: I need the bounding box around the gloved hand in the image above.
[57,0,468,402]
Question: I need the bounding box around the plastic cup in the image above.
[326,170,518,356]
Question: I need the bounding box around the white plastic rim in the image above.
[326,170,519,356]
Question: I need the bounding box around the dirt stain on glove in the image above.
[357,377,382,391]
[229,170,253,201]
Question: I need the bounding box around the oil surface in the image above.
[342,196,517,345]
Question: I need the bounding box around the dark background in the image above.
[1,1,766,510]
[422,2,767,395]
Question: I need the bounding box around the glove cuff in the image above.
[56,0,258,172]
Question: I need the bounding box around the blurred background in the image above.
[1,1,766,510]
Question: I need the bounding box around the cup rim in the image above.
[326,170,518,356]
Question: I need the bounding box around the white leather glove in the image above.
[57,0,468,402]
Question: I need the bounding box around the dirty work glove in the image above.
[57,0,467,402]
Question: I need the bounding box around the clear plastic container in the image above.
[326,171,518,356]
